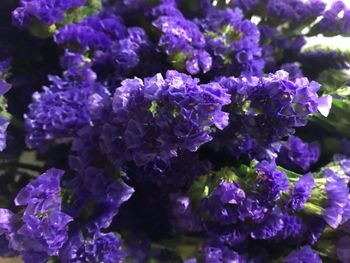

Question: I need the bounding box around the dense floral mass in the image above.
[1,0,350,262]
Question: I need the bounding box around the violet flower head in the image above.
[200,7,264,76]
[3,169,73,257]
[215,70,329,160]
[323,168,350,229]
[202,181,245,224]
[70,167,134,231]
[101,70,231,166]
[84,232,126,263]
[277,136,320,172]
[12,0,86,27]
[284,245,322,263]
[255,160,290,204]
[250,208,284,240]
[267,0,325,22]
[281,63,304,80]
[313,1,346,35]
[152,1,212,74]
[288,172,315,212]
[55,12,154,80]
[24,52,111,151]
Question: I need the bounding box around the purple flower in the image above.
[59,229,127,262]
[202,181,245,224]
[200,7,264,76]
[267,0,325,22]
[84,232,126,263]
[277,136,320,172]
[312,1,346,35]
[255,160,290,204]
[281,63,304,80]
[69,167,134,231]
[1,169,72,257]
[323,169,350,229]
[101,70,230,166]
[284,245,322,263]
[277,215,303,241]
[250,208,284,240]
[214,70,328,160]
[231,0,260,12]
[55,12,154,81]
[24,52,111,151]
[288,173,315,211]
[152,1,212,74]
[12,0,86,26]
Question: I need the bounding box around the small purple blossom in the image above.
[152,1,212,74]
[255,160,290,204]
[12,0,86,26]
[277,136,320,172]
[200,7,264,76]
[323,169,350,229]
[288,173,315,211]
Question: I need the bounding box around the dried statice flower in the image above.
[0,169,72,258]
[214,70,331,160]
[200,7,264,76]
[277,136,320,172]
[101,70,230,166]
[25,52,110,151]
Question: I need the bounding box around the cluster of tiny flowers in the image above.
[1,0,350,262]
[178,158,350,261]
[199,7,264,76]
[12,0,87,26]
[101,70,231,166]
[152,0,212,75]
[213,70,330,160]
[0,169,72,260]
[55,11,155,82]
[25,52,111,150]
[277,136,320,172]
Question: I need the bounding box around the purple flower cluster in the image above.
[153,1,212,75]
[55,12,154,82]
[101,70,230,166]
[213,70,329,160]
[25,52,110,150]
[200,7,264,76]
[189,158,350,261]
[2,0,350,262]
[312,1,350,36]
[277,136,320,172]
[267,0,326,23]
[0,169,72,259]
[12,0,87,27]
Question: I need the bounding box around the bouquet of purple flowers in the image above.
[1,0,350,262]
